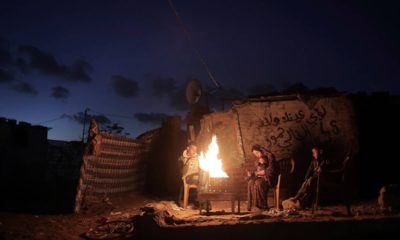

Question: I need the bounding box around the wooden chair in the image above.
[273,158,295,210]
[182,173,199,209]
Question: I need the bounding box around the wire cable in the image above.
[36,116,65,125]
[167,0,221,89]
[90,110,134,120]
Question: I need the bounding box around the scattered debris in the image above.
[110,211,122,216]
[85,220,134,240]
[267,208,299,217]
[2,199,400,240]
[239,213,270,221]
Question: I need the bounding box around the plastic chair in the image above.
[182,173,198,209]
[274,158,295,210]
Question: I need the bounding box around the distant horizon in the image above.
[2,87,398,142]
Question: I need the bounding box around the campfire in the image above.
[197,135,239,213]
[199,135,228,178]
[198,135,232,195]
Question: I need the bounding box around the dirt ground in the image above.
[0,194,152,240]
[1,194,399,240]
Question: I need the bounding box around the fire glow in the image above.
[199,135,229,178]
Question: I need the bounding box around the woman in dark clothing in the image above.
[247,144,279,211]
[292,146,328,207]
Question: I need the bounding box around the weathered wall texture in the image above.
[197,112,244,168]
[196,95,358,201]
[235,95,358,163]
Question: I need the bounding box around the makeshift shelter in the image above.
[195,94,358,204]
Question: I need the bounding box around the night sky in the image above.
[1,0,399,141]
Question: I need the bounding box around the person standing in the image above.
[291,146,328,208]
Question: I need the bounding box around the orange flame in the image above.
[199,135,228,178]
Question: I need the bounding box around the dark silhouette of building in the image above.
[0,118,84,213]
[0,118,48,181]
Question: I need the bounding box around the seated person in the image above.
[179,141,199,184]
[177,141,201,208]
[247,144,279,211]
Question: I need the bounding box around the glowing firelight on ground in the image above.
[199,135,229,178]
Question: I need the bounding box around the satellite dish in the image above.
[186,79,202,104]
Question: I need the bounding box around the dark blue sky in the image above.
[1,0,399,141]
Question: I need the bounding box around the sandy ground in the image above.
[1,194,399,240]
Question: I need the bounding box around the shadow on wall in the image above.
[290,142,315,196]
[144,116,187,198]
